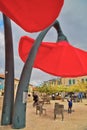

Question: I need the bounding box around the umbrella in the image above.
[19,36,87,77]
[0,0,64,32]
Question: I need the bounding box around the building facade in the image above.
[61,76,87,86]
[43,76,87,87]
[0,74,4,90]
[0,74,34,96]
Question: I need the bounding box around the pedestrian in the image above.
[78,92,83,102]
[33,93,39,107]
[67,98,73,113]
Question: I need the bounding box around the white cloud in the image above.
[0,32,4,47]
[0,32,5,74]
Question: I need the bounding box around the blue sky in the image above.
[0,0,87,85]
[0,20,3,27]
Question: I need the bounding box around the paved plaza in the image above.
[0,97,87,130]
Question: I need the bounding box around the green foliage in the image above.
[37,84,68,94]
[67,81,87,92]
[36,81,87,94]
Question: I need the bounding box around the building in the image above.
[42,76,87,87]
[0,74,4,90]
[61,76,87,86]
[0,74,34,96]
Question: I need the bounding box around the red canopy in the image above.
[19,36,87,77]
[0,0,64,32]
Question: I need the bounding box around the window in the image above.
[69,79,71,85]
[81,78,84,82]
[73,79,75,84]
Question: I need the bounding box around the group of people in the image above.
[67,92,84,113]
[32,92,73,113]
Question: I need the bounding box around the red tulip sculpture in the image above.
[0,0,64,32]
[19,36,87,77]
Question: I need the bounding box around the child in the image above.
[67,98,73,113]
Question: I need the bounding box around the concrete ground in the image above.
[0,96,87,130]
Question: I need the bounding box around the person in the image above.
[78,92,83,102]
[52,93,55,100]
[33,93,39,107]
[67,98,73,113]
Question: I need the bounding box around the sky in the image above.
[0,0,87,86]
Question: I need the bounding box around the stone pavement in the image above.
[0,97,87,130]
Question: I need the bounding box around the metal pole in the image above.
[1,14,14,125]
[12,20,58,129]
[54,21,68,42]
[12,20,67,129]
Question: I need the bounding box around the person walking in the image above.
[33,93,39,107]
